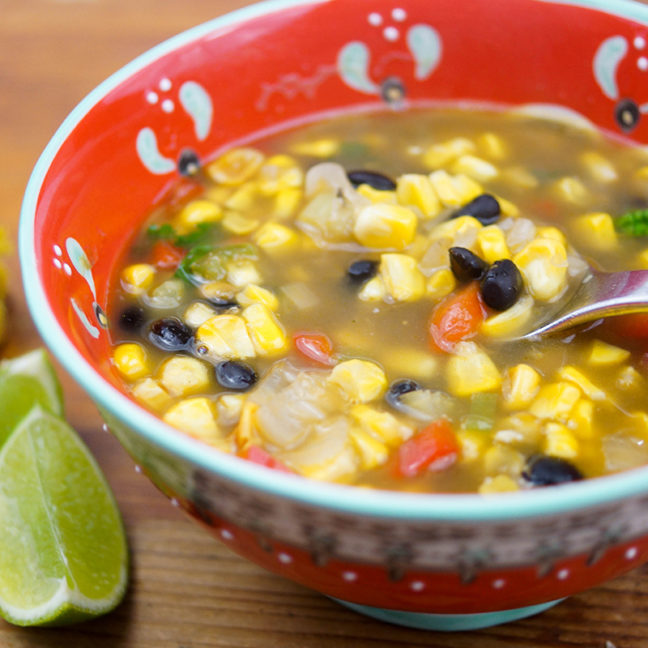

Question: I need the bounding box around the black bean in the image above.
[385,379,421,408]
[347,259,378,284]
[452,194,501,225]
[216,360,258,391]
[480,259,523,311]
[347,170,397,191]
[177,148,200,176]
[149,317,193,351]
[615,98,641,133]
[119,305,146,332]
[449,247,489,282]
[522,455,584,486]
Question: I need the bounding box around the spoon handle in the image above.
[520,269,648,339]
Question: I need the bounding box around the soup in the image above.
[109,108,648,494]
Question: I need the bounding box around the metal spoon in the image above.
[516,269,648,340]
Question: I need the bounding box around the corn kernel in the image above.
[496,196,520,217]
[234,400,260,450]
[529,382,581,420]
[451,154,499,182]
[571,212,618,251]
[224,182,259,211]
[422,137,475,169]
[499,166,539,189]
[556,366,606,401]
[222,211,260,235]
[477,225,511,264]
[206,147,264,185]
[552,176,589,205]
[175,199,222,233]
[571,399,594,439]
[216,393,246,427]
[428,215,483,243]
[617,365,645,391]
[273,188,303,219]
[257,155,303,195]
[396,174,441,217]
[479,475,519,494]
[513,237,567,301]
[502,363,541,410]
[637,249,648,270]
[253,222,300,251]
[158,356,211,397]
[357,184,398,204]
[113,343,149,381]
[426,268,457,301]
[132,378,171,412]
[121,263,155,294]
[328,359,387,403]
[481,295,534,338]
[456,429,488,462]
[446,342,502,397]
[544,422,579,459]
[429,170,464,207]
[196,314,256,360]
[350,405,413,445]
[381,348,439,381]
[163,397,222,444]
[237,284,279,311]
[358,276,386,302]
[184,301,217,328]
[379,253,426,302]
[483,444,524,476]
[349,427,390,470]
[580,151,618,183]
[353,203,417,249]
[476,132,508,160]
[535,226,566,246]
[242,303,287,356]
[291,138,340,157]
[226,259,261,287]
[452,174,484,204]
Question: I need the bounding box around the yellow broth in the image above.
[109,108,648,493]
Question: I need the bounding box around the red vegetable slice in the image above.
[293,332,335,366]
[242,445,293,473]
[428,282,487,352]
[395,419,459,478]
[151,240,185,270]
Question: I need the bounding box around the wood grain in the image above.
[1,1,647,645]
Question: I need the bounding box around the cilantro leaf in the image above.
[615,209,648,237]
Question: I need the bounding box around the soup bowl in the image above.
[19,0,648,631]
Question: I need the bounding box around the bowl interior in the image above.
[20,0,648,519]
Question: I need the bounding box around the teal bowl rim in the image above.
[19,0,648,523]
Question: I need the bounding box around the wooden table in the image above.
[2,1,648,645]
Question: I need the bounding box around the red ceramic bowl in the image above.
[19,0,648,630]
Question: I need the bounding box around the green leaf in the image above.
[615,209,648,237]
[175,243,258,286]
[461,393,498,432]
[146,223,176,240]
[174,222,221,248]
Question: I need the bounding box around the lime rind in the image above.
[0,348,63,414]
[0,405,128,627]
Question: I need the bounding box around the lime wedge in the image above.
[0,406,128,626]
[0,349,63,447]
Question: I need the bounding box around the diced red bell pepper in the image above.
[293,332,335,366]
[395,419,459,478]
[151,240,185,270]
[428,282,487,352]
[242,445,293,473]
[605,313,648,341]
